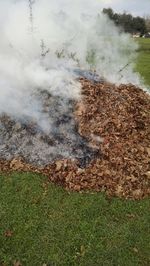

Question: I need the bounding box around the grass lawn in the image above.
[136,38,150,87]
[0,173,150,266]
[0,39,150,266]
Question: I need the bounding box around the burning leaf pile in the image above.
[0,78,150,199]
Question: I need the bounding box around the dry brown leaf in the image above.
[10,159,24,170]
[55,161,63,171]
[13,261,22,266]
[4,230,13,237]
[133,247,138,253]
[133,189,143,198]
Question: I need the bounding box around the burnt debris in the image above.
[0,83,100,167]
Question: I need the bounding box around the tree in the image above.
[102,8,147,35]
[103,8,114,20]
[145,16,150,32]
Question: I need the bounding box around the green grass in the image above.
[0,173,150,266]
[136,38,150,86]
[0,38,150,266]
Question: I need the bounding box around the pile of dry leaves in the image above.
[0,78,150,199]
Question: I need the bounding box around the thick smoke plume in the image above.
[0,0,142,128]
[0,0,146,166]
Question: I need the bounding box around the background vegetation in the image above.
[136,38,150,86]
[103,8,150,36]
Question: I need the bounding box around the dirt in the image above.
[0,78,150,199]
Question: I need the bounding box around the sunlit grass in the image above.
[136,38,150,87]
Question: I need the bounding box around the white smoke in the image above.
[0,0,142,129]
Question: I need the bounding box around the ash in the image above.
[74,69,104,83]
[0,87,99,167]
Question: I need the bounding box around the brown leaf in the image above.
[55,161,63,171]
[13,261,22,266]
[116,185,123,196]
[146,147,150,157]
[4,230,13,237]
[145,171,150,179]
[133,189,143,198]
[10,159,24,171]
[74,185,81,191]
[80,245,86,256]
[133,247,138,253]
[126,175,137,182]
[126,213,135,219]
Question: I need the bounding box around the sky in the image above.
[1,0,149,17]
[99,0,150,17]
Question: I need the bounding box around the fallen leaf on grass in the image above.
[126,213,136,219]
[133,247,138,253]
[4,230,13,237]
[13,261,22,266]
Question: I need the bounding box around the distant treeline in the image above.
[102,8,150,36]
